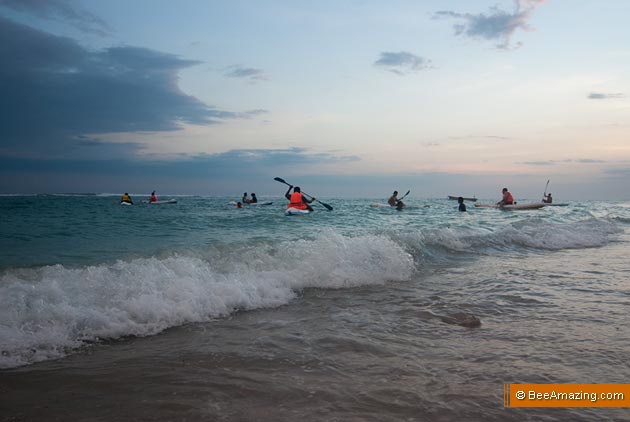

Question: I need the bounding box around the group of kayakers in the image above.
[280,186,525,212]
[235,192,260,208]
[208,183,556,212]
[120,191,159,205]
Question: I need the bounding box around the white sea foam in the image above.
[0,218,620,369]
[0,230,413,368]
[398,217,620,255]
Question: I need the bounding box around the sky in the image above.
[0,0,629,199]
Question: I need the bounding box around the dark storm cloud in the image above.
[0,0,111,35]
[0,148,361,193]
[434,0,546,49]
[374,51,431,75]
[0,17,256,158]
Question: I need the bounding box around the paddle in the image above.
[543,179,550,201]
[273,177,333,211]
[394,190,410,208]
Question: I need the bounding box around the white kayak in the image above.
[474,203,544,210]
[369,203,418,209]
[148,199,177,205]
[285,207,311,216]
[120,202,133,206]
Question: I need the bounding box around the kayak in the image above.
[448,195,477,202]
[148,199,177,205]
[285,207,311,216]
[120,202,133,206]
[369,203,418,209]
[227,201,273,206]
[542,203,569,207]
[474,203,544,210]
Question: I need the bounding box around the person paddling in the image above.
[543,193,553,203]
[120,192,133,205]
[388,190,405,209]
[242,192,251,204]
[497,188,514,206]
[149,191,158,203]
[250,193,258,203]
[285,186,314,211]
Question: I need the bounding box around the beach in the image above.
[1,195,629,421]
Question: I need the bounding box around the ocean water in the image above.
[1,194,629,421]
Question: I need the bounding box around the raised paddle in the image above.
[543,179,550,201]
[274,177,333,211]
[395,190,410,208]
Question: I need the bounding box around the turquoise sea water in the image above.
[1,194,629,421]
[2,195,624,269]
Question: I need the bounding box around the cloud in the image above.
[604,167,630,178]
[434,0,546,49]
[0,0,111,35]
[0,17,259,159]
[520,158,607,165]
[521,160,555,166]
[242,109,268,117]
[587,92,625,100]
[374,51,431,75]
[192,148,360,170]
[0,148,361,194]
[225,66,268,82]
[443,135,512,142]
[575,159,606,164]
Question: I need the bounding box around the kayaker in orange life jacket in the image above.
[285,186,314,211]
[497,188,514,206]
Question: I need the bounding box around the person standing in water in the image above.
[458,197,467,212]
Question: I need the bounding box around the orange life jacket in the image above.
[504,192,514,203]
[288,192,307,209]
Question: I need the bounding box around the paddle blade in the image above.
[319,201,333,211]
[274,177,288,184]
